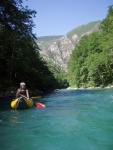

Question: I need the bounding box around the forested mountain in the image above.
[37,21,100,70]
[68,6,113,88]
[0,0,66,91]
[1,0,112,91]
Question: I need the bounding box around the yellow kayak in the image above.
[11,98,33,109]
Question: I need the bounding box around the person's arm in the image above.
[16,89,20,98]
[26,90,29,99]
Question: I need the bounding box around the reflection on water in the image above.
[10,111,20,124]
[0,89,113,150]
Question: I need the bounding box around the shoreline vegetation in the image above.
[67,6,113,88]
[1,85,113,98]
[0,1,68,94]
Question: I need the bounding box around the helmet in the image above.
[20,82,26,86]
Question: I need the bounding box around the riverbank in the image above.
[67,85,113,90]
[1,85,113,98]
[0,89,45,98]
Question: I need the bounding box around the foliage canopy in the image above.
[0,0,67,91]
[68,6,113,88]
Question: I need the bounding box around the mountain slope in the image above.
[67,21,100,38]
[37,21,101,70]
[37,36,62,49]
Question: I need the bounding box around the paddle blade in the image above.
[35,102,46,108]
[32,96,41,99]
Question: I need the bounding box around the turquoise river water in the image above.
[0,89,113,150]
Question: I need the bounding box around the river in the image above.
[0,89,113,150]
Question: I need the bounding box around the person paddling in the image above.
[16,82,29,99]
[13,82,46,109]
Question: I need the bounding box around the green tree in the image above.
[0,0,61,91]
[68,5,113,88]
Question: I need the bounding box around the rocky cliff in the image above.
[37,21,101,71]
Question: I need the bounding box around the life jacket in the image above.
[18,88,27,97]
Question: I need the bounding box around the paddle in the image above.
[19,94,46,108]
[32,96,42,99]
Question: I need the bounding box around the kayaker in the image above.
[16,82,29,99]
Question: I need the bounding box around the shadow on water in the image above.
[0,97,12,111]
[0,88,112,111]
[0,89,86,112]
